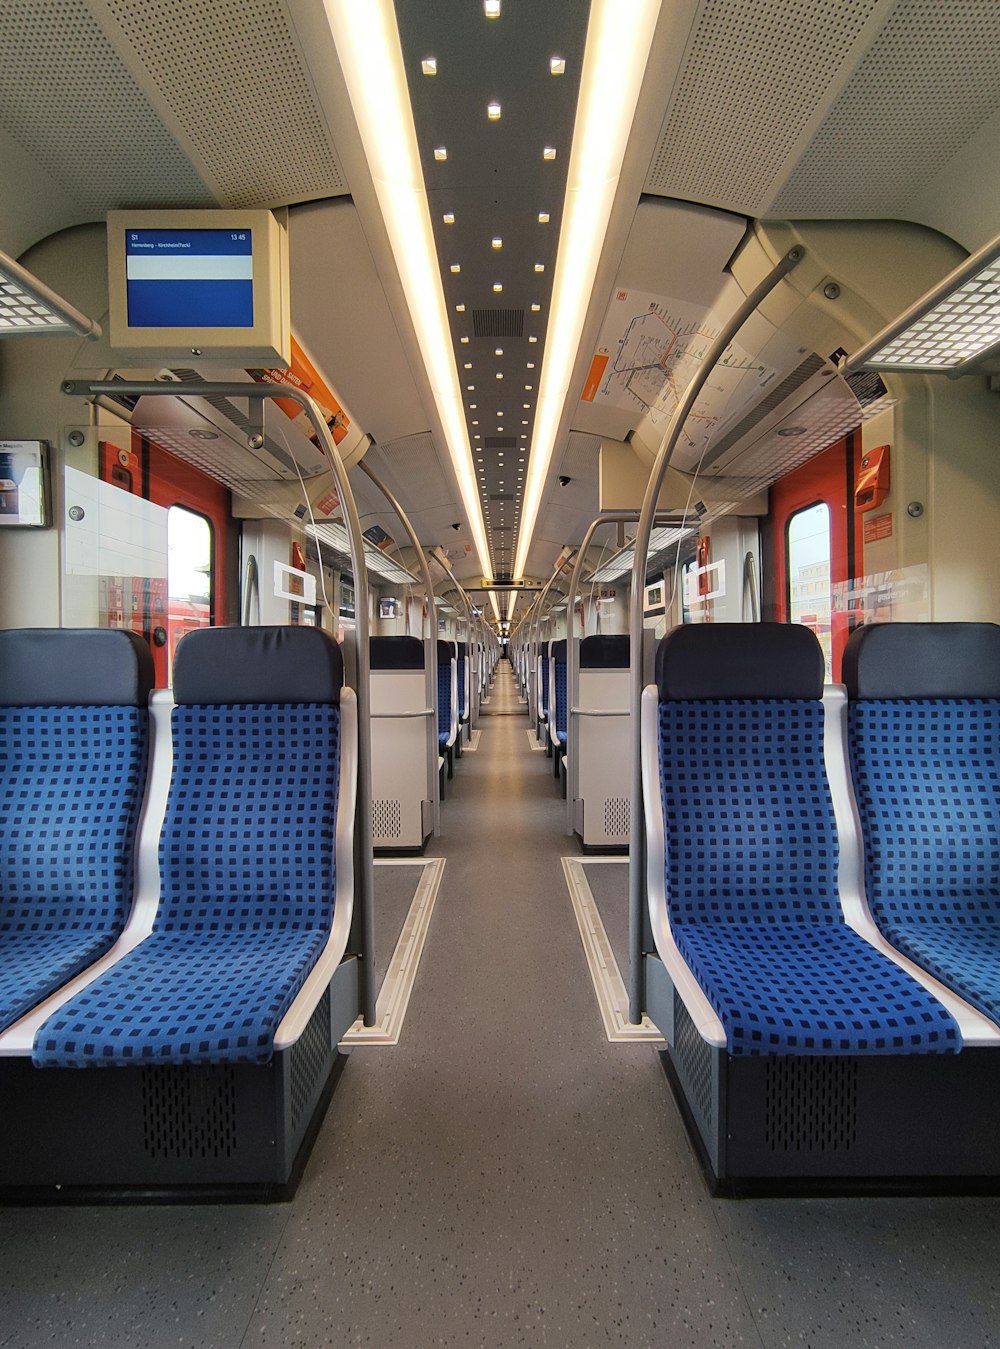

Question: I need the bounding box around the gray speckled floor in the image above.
[2,662,999,1347]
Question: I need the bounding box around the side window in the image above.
[786,501,832,677]
[167,505,213,682]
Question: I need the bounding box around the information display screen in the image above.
[125,229,253,328]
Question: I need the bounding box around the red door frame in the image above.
[140,434,236,687]
[766,433,862,682]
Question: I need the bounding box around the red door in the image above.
[766,434,862,682]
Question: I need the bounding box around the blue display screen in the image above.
[125,228,253,328]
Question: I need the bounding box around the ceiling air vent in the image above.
[472,308,524,338]
[702,353,826,469]
[490,492,514,501]
[484,436,517,450]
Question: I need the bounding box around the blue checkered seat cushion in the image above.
[849,698,1000,1028]
[553,659,567,747]
[660,700,959,1055]
[0,705,148,1033]
[540,655,550,719]
[438,666,452,748]
[33,702,339,1067]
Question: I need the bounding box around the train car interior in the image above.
[2,0,1000,1344]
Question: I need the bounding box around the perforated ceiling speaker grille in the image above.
[0,1,212,212]
[103,0,347,205]
[644,0,879,211]
[773,0,1000,215]
[472,309,525,338]
[484,436,517,450]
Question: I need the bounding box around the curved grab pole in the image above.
[242,553,260,626]
[563,509,686,838]
[625,246,806,1024]
[66,378,380,1027]
[359,460,441,837]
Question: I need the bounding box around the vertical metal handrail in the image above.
[67,378,380,1026]
[241,553,260,627]
[563,510,685,838]
[625,245,806,1024]
[359,460,441,837]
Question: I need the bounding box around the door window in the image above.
[787,501,832,676]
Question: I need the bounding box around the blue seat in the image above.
[845,622,1000,1031]
[654,623,959,1056]
[437,639,457,781]
[34,626,346,1068]
[0,629,153,1035]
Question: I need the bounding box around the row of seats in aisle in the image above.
[0,624,360,1195]
[642,620,1000,1188]
[369,636,492,852]
[525,634,633,849]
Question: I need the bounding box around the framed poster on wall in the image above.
[0,440,50,527]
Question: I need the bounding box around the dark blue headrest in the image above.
[581,634,630,669]
[370,635,424,670]
[551,638,567,662]
[173,626,342,705]
[437,639,454,665]
[656,623,824,701]
[0,627,154,707]
[843,622,1000,700]
[456,641,467,656]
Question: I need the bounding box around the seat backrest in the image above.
[655,623,839,925]
[156,626,343,935]
[0,628,153,940]
[551,638,567,737]
[580,634,629,669]
[436,638,453,735]
[456,640,468,718]
[844,622,1000,922]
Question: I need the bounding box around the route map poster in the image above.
[581,288,776,456]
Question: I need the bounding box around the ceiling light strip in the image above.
[323,0,492,577]
[514,0,661,578]
[846,231,1000,376]
[0,247,102,338]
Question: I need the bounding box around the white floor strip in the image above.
[463,728,483,751]
[525,730,546,752]
[562,857,663,1043]
[342,856,445,1047]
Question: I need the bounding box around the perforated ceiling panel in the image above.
[101,0,347,206]
[772,0,1000,217]
[644,0,880,212]
[0,0,212,212]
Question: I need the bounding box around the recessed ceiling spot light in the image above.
[496,372,503,379]
[523,403,530,409]
[484,0,500,16]
[531,303,541,312]
[492,236,503,250]
[434,146,448,161]
[470,402,477,409]
[422,57,437,75]
[472,419,479,425]
[534,263,545,273]
[777,426,807,437]
[464,362,472,368]
[493,282,503,293]
[443,211,455,224]
[450,263,461,273]
[543,146,556,160]
[495,346,503,356]
[487,102,502,120]
[460,335,469,343]
[526,362,535,369]
[456,303,466,312]
[467,384,475,390]
[538,212,550,224]
[528,335,537,343]
[550,56,566,75]
[525,384,533,391]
